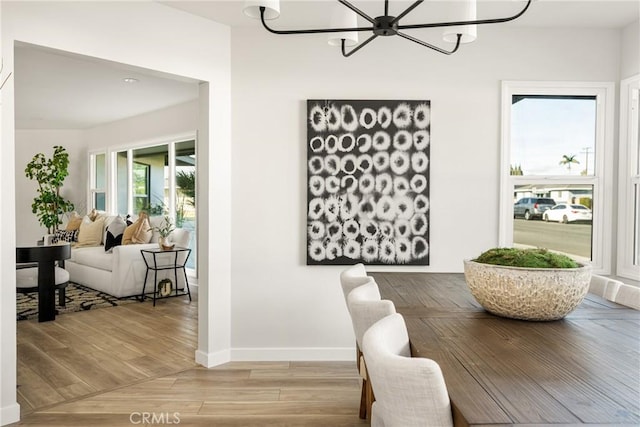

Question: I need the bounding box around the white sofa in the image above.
[49,215,191,298]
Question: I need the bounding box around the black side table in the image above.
[140,247,192,306]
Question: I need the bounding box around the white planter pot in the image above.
[463,260,592,321]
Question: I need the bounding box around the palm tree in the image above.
[175,170,195,227]
[176,170,195,205]
[559,154,580,170]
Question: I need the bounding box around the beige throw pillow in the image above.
[123,213,152,245]
[76,216,106,248]
[65,212,83,231]
[132,215,152,244]
[88,209,99,221]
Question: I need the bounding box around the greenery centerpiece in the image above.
[149,215,175,250]
[473,247,579,268]
[25,146,75,234]
[463,247,591,321]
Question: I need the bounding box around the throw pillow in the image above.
[132,213,153,244]
[88,209,99,221]
[104,216,127,252]
[65,212,83,231]
[51,229,78,244]
[76,216,106,248]
[122,221,136,245]
[123,213,152,245]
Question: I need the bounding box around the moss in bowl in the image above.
[473,247,579,269]
[464,247,591,321]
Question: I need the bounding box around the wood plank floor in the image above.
[12,290,367,426]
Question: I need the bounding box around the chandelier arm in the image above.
[397,32,462,55]
[259,6,373,34]
[390,0,425,26]
[338,0,376,24]
[341,34,378,57]
[397,0,532,31]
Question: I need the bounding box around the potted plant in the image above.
[463,247,592,321]
[149,215,175,250]
[24,146,75,234]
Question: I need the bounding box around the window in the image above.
[90,152,106,211]
[133,161,151,213]
[500,81,614,273]
[116,145,169,215]
[175,140,196,270]
[617,75,640,280]
[101,138,197,274]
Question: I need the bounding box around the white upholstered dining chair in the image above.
[346,279,396,420]
[340,263,374,418]
[339,263,371,310]
[363,313,453,427]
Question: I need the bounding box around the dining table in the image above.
[371,272,640,426]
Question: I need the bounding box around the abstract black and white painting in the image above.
[306,100,430,266]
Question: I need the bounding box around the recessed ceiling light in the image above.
[122,77,139,84]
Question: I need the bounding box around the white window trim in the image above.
[617,74,640,281]
[499,81,615,274]
[87,150,107,212]
[89,132,198,277]
[97,131,196,216]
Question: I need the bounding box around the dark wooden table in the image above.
[372,272,640,426]
[16,244,71,322]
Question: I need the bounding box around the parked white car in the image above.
[543,203,592,223]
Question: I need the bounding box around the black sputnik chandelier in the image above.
[244,0,532,57]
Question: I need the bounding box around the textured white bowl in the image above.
[463,259,592,321]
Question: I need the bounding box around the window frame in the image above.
[617,74,640,281]
[132,160,151,212]
[88,150,107,211]
[87,132,198,277]
[499,81,615,273]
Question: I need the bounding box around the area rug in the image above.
[17,283,139,321]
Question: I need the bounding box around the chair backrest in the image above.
[589,275,622,301]
[339,263,371,310]
[613,284,640,310]
[363,313,453,427]
[16,244,71,263]
[347,280,396,349]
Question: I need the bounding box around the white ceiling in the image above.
[163,0,640,29]
[13,1,639,130]
[14,44,200,130]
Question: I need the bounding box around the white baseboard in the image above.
[194,348,231,368]
[195,347,355,367]
[0,403,21,426]
[230,347,355,361]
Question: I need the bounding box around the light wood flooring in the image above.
[13,290,367,426]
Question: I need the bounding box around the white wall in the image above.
[14,130,86,246]
[621,20,640,79]
[1,3,231,424]
[229,26,622,357]
[85,100,199,150]
[0,4,18,425]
